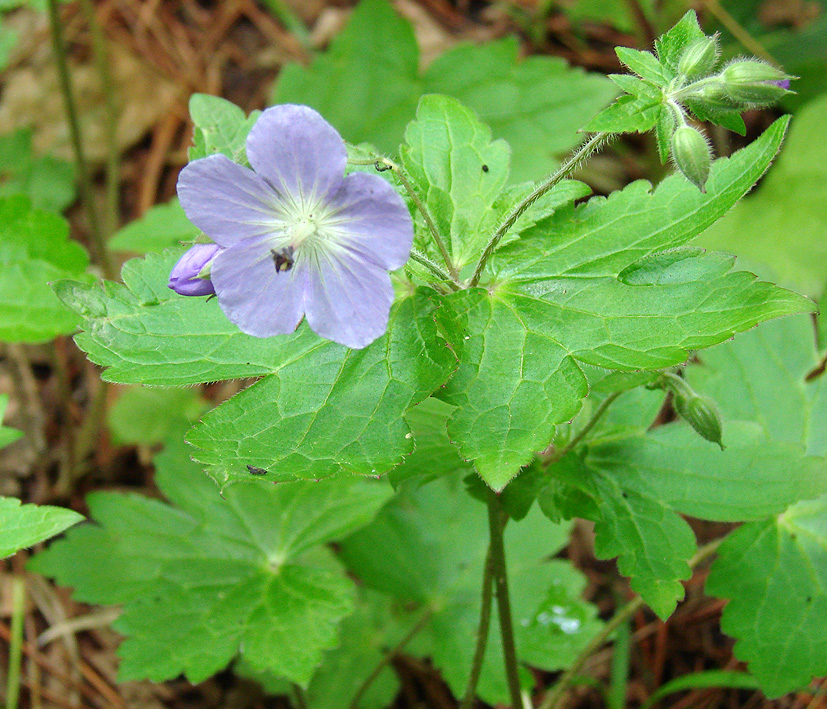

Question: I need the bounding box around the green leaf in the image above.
[581,93,663,134]
[436,288,588,490]
[55,252,324,385]
[654,10,706,78]
[339,475,601,706]
[0,195,91,342]
[387,397,473,489]
[543,314,827,617]
[109,199,201,254]
[439,118,809,489]
[29,437,393,686]
[706,494,827,698]
[401,94,510,269]
[187,94,260,163]
[615,47,669,85]
[421,38,617,181]
[186,287,457,485]
[0,128,76,213]
[1,497,83,559]
[108,387,208,445]
[273,0,616,182]
[547,453,695,618]
[0,394,22,449]
[696,93,827,298]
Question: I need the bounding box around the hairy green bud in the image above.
[720,60,792,104]
[671,125,711,192]
[678,36,719,79]
[674,393,725,450]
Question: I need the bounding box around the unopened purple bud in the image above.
[770,79,791,90]
[169,243,220,296]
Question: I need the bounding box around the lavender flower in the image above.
[168,243,221,296]
[176,104,413,349]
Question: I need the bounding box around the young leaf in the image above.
[706,494,827,697]
[654,10,706,78]
[186,286,457,485]
[0,195,91,343]
[109,199,201,254]
[401,94,510,269]
[442,118,810,490]
[274,0,616,182]
[339,475,602,706]
[615,47,669,86]
[29,437,393,686]
[0,497,83,559]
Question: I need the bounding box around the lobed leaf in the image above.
[29,437,392,685]
[707,495,827,697]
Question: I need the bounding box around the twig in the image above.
[700,0,777,65]
[6,577,26,709]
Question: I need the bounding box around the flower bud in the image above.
[674,393,725,450]
[678,36,719,79]
[671,125,711,192]
[720,60,793,104]
[168,243,221,296]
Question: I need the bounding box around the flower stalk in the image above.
[470,132,612,287]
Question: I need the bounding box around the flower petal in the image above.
[325,172,413,271]
[177,154,284,247]
[246,105,347,207]
[304,251,394,349]
[211,236,306,338]
[168,243,221,296]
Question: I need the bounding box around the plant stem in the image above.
[538,537,725,709]
[487,489,523,708]
[470,132,611,287]
[46,0,115,280]
[409,249,459,289]
[350,156,460,283]
[290,683,308,709]
[460,546,495,709]
[348,608,433,709]
[539,391,622,466]
[79,0,119,239]
[6,576,26,709]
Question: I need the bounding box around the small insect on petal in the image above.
[271,246,295,273]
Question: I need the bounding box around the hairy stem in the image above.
[538,537,725,709]
[459,546,495,709]
[350,156,460,282]
[470,133,611,287]
[46,0,115,280]
[79,0,119,238]
[487,489,523,708]
[539,391,623,466]
[410,249,460,290]
[348,608,433,709]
